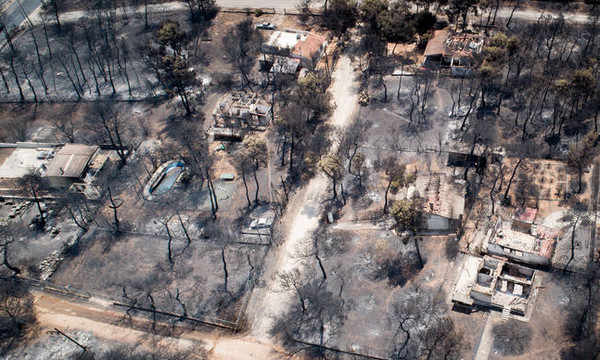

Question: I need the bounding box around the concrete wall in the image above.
[48,176,75,189]
[487,243,550,266]
[426,214,450,230]
[471,290,492,305]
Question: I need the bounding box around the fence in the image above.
[1,274,245,331]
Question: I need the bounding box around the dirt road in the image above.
[34,292,285,360]
[31,55,359,359]
[247,55,359,341]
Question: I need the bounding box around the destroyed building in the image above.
[413,174,466,232]
[452,255,537,318]
[423,29,485,74]
[447,142,487,168]
[209,92,272,141]
[45,144,101,188]
[0,142,112,199]
[260,29,327,71]
[483,208,559,267]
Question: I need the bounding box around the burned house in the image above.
[413,174,466,232]
[512,207,537,233]
[45,144,101,188]
[0,143,111,199]
[483,209,559,267]
[447,142,487,168]
[452,255,537,318]
[423,29,484,75]
[260,29,327,72]
[209,92,272,142]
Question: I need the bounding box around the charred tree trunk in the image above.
[503,159,523,203]
[241,166,251,207]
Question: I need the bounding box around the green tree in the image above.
[380,2,415,45]
[390,196,425,268]
[322,0,358,39]
[242,136,268,205]
[359,0,389,36]
[160,55,197,116]
[378,158,415,213]
[352,152,368,188]
[294,73,332,132]
[157,20,187,56]
[412,11,436,35]
[319,154,343,199]
[147,21,197,116]
[390,196,424,234]
[446,0,479,31]
[184,0,218,22]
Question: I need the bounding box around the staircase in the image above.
[501,307,511,321]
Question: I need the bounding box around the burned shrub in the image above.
[492,321,532,356]
[378,251,422,287]
[445,236,460,259]
[373,241,421,287]
[0,279,36,355]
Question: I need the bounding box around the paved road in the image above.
[216,0,323,9]
[494,7,593,24]
[0,0,41,30]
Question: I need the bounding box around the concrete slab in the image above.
[0,147,53,178]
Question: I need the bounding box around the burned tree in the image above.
[183,0,218,22]
[18,170,49,229]
[0,278,36,355]
[338,117,372,174]
[0,227,20,276]
[235,152,253,208]
[271,274,345,353]
[222,19,262,90]
[492,321,532,356]
[242,136,268,205]
[90,103,131,166]
[106,186,123,236]
[567,131,597,195]
[390,288,464,359]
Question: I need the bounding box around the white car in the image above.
[255,22,276,30]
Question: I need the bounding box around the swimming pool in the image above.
[143,160,185,200]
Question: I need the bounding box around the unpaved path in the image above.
[329,56,359,129]
[331,219,394,231]
[473,315,496,360]
[34,292,285,359]
[247,55,359,341]
[32,54,359,358]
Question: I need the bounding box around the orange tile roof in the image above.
[291,33,326,59]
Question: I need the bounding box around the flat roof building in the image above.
[452,255,537,318]
[261,29,328,70]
